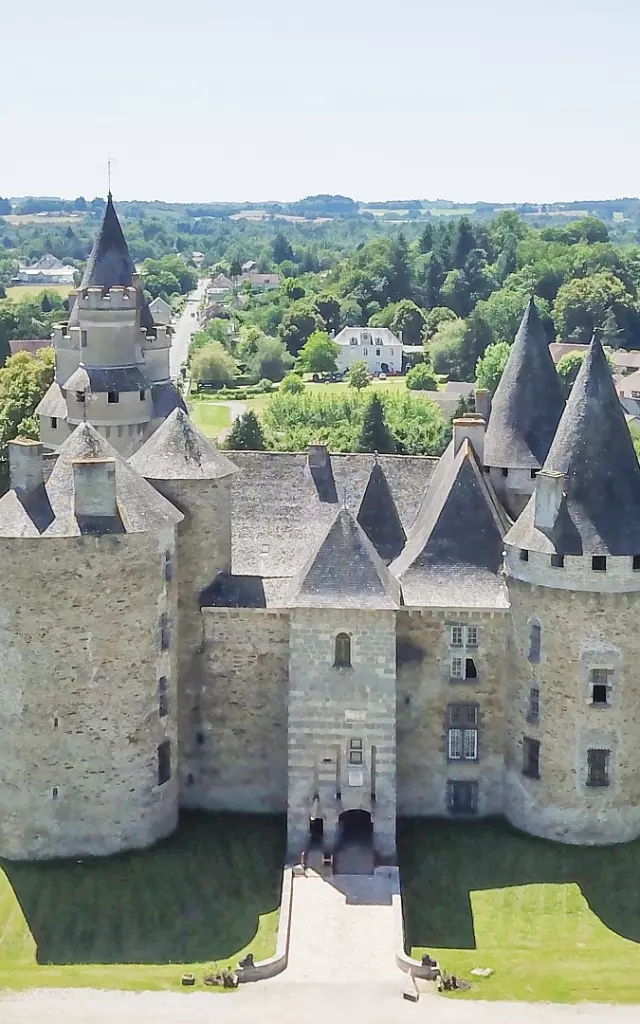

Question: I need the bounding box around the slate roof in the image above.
[506,336,640,556]
[484,297,565,470]
[0,423,183,538]
[227,451,436,578]
[287,507,400,609]
[79,194,136,290]
[36,380,67,419]
[356,461,406,563]
[390,439,510,608]
[130,408,237,481]
[64,365,148,394]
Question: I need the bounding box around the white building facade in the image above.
[333,327,403,376]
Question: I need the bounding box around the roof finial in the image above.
[374,449,379,465]
[107,157,113,200]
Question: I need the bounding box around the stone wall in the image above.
[505,577,640,844]
[183,608,289,813]
[0,528,179,860]
[288,608,397,860]
[396,608,508,818]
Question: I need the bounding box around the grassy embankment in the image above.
[399,817,640,1003]
[0,812,283,991]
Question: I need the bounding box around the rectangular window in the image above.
[519,548,528,561]
[451,625,464,647]
[450,656,464,678]
[530,469,537,480]
[529,623,541,663]
[348,738,363,765]
[164,550,173,582]
[447,780,478,815]
[447,704,478,761]
[592,555,607,572]
[80,330,87,348]
[363,347,368,355]
[107,390,119,404]
[466,625,478,648]
[633,555,640,571]
[140,389,146,401]
[375,348,381,356]
[587,748,609,787]
[502,468,509,478]
[523,737,541,778]
[160,612,170,650]
[350,337,358,345]
[527,686,540,724]
[51,416,58,429]
[76,391,85,404]
[590,668,612,706]
[158,676,168,718]
[158,740,171,786]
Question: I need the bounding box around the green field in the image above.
[4,284,74,301]
[189,400,232,438]
[0,812,283,991]
[399,818,640,1003]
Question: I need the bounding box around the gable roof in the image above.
[391,439,509,608]
[356,461,406,563]
[506,336,640,556]
[484,297,565,470]
[130,407,237,480]
[287,507,400,609]
[0,423,182,538]
[80,194,136,290]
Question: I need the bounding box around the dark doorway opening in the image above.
[309,816,324,843]
[334,810,375,874]
[338,809,373,842]
[380,362,389,374]
[465,658,477,679]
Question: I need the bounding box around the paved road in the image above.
[169,278,208,380]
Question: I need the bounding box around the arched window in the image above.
[334,632,351,668]
[528,622,541,664]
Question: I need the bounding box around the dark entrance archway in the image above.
[338,809,373,842]
[334,810,374,874]
[380,362,389,374]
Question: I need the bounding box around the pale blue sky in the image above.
[3,0,639,203]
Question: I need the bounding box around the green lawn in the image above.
[3,284,74,301]
[188,400,232,438]
[399,818,640,1003]
[0,812,283,991]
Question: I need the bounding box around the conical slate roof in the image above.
[287,506,400,608]
[506,336,640,555]
[130,408,238,480]
[356,461,406,564]
[79,194,136,290]
[391,439,509,607]
[484,297,565,470]
[0,423,183,537]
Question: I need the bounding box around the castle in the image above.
[0,196,639,863]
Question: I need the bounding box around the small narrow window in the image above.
[53,716,59,729]
[76,391,85,404]
[140,389,146,401]
[80,330,87,348]
[348,738,363,765]
[501,468,509,478]
[519,548,529,562]
[158,740,171,786]
[527,687,540,724]
[633,555,640,571]
[52,787,58,799]
[158,676,168,718]
[107,390,119,404]
[590,668,612,706]
[196,731,205,747]
[592,555,607,572]
[375,348,381,356]
[528,622,541,663]
[523,737,541,779]
[447,780,478,815]
[587,748,609,787]
[530,468,537,480]
[551,553,564,568]
[51,416,58,429]
[187,773,194,786]
[164,550,172,582]
[160,612,170,650]
[451,625,463,647]
[334,632,351,668]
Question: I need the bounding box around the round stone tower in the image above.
[130,408,238,798]
[504,337,640,844]
[0,425,183,860]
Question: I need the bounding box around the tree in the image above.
[553,272,631,342]
[247,336,293,383]
[190,341,237,385]
[280,373,305,394]
[314,295,341,335]
[282,277,306,301]
[429,318,468,376]
[225,410,265,450]
[229,258,242,281]
[347,360,370,390]
[272,232,294,265]
[405,362,438,391]
[423,305,458,340]
[0,348,55,458]
[389,299,426,344]
[0,198,11,216]
[453,217,477,269]
[440,269,472,318]
[475,341,511,395]
[357,393,395,453]
[280,300,320,355]
[418,223,434,253]
[601,306,622,349]
[556,351,586,397]
[296,330,338,375]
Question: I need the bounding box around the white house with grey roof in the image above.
[1,293,640,864]
[333,326,403,375]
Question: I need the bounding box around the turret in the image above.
[130,408,238,798]
[504,336,640,844]
[0,424,183,859]
[484,297,565,517]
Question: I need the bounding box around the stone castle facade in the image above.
[0,198,638,862]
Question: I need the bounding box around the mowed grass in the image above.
[3,284,74,301]
[399,818,640,1003]
[0,812,284,991]
[188,399,232,438]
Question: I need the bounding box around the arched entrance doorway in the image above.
[334,809,374,874]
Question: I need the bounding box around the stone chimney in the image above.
[9,439,44,496]
[308,443,330,470]
[474,388,491,423]
[453,414,486,465]
[72,457,117,518]
[533,469,565,533]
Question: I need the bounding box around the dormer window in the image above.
[592,556,607,572]
[76,391,85,404]
[108,391,119,404]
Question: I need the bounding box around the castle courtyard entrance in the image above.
[334,809,374,874]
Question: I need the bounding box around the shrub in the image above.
[406,362,438,391]
[280,373,305,395]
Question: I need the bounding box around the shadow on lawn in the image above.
[1,812,284,965]
[398,817,640,951]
